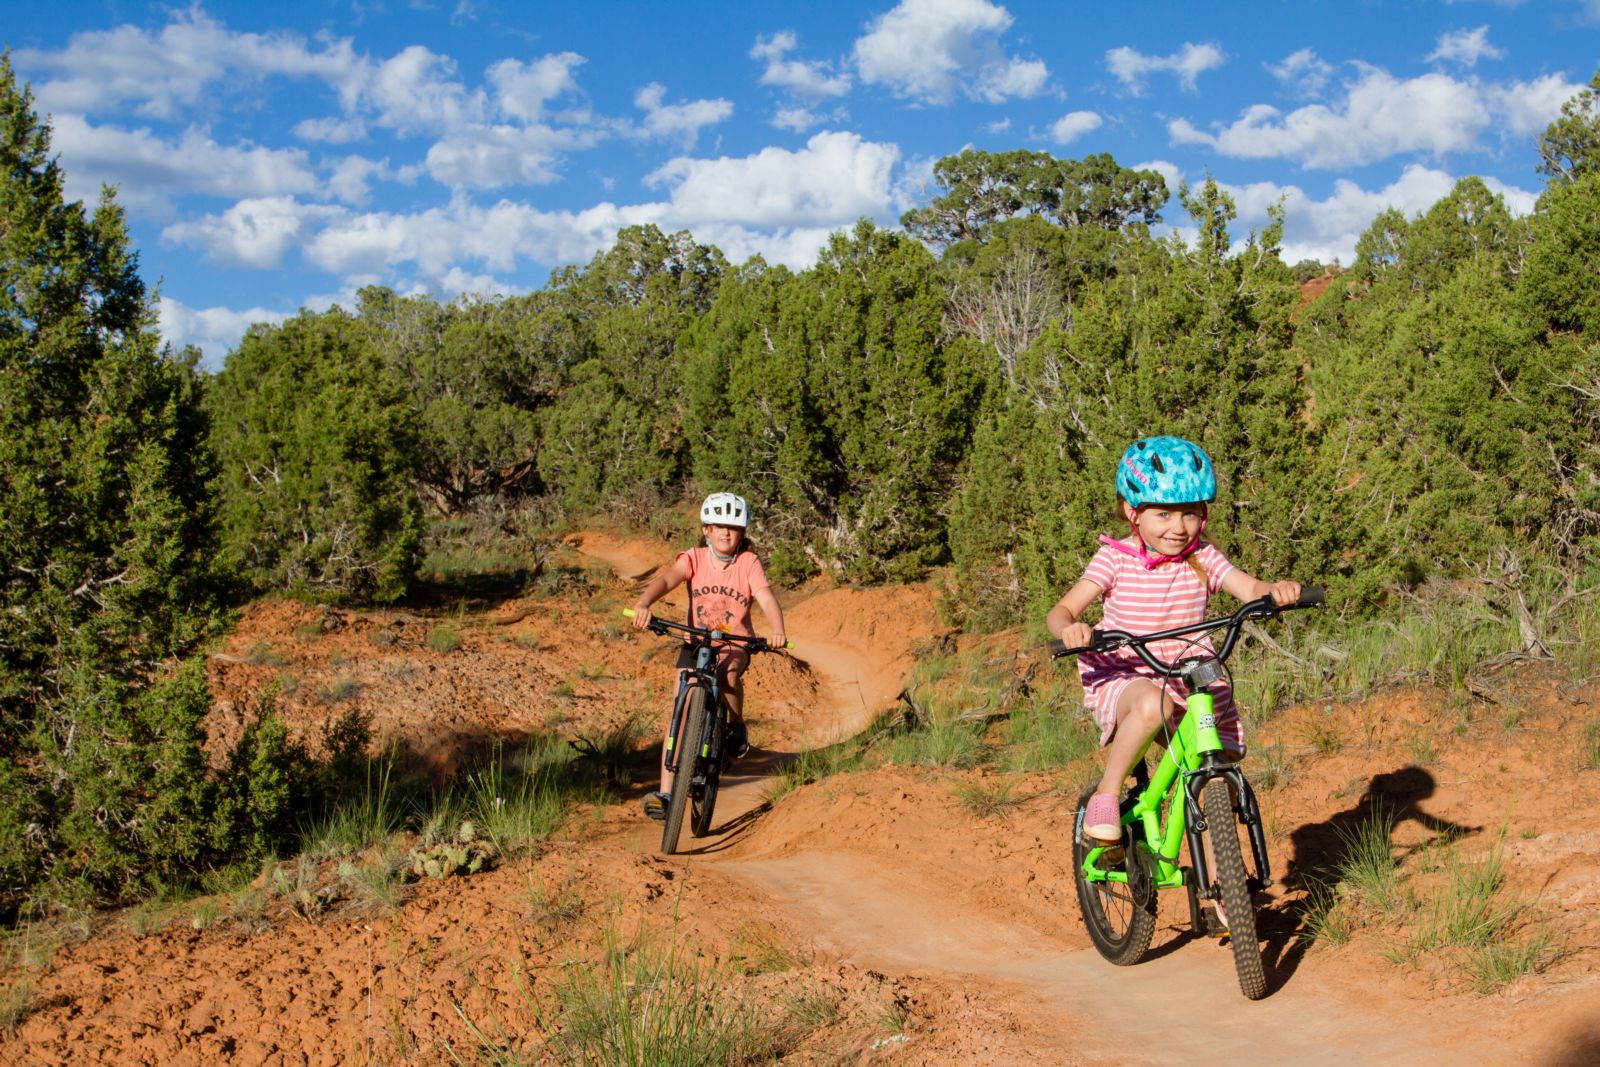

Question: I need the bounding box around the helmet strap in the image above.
[1111,504,1208,570]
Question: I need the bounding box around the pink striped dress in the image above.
[1075,537,1244,751]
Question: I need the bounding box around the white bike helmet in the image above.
[699,492,749,528]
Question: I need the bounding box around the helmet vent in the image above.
[1150,454,1165,474]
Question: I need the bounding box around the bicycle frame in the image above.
[1082,689,1269,908]
[1061,589,1321,916]
[662,639,724,779]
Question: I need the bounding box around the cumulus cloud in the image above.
[487,53,585,121]
[645,131,900,227]
[424,123,603,188]
[1268,48,1335,99]
[772,106,824,132]
[16,7,364,119]
[633,83,734,148]
[366,45,486,135]
[1049,110,1103,144]
[50,115,319,211]
[1170,66,1583,169]
[1427,26,1504,67]
[751,32,852,100]
[1106,42,1225,95]
[1169,69,1484,168]
[161,196,346,268]
[157,296,292,371]
[1486,73,1588,136]
[292,116,368,144]
[853,0,1049,105]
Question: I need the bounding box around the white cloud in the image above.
[50,115,319,211]
[366,45,486,135]
[751,32,852,100]
[1106,43,1225,95]
[325,155,410,206]
[1049,111,1103,144]
[853,0,1049,105]
[292,116,368,144]
[644,131,900,227]
[1168,69,1489,168]
[633,83,735,148]
[161,196,346,268]
[772,106,823,132]
[157,296,291,370]
[424,123,602,188]
[16,8,364,119]
[1170,66,1584,169]
[487,53,585,121]
[1427,26,1504,67]
[1486,73,1588,136]
[1268,48,1334,99]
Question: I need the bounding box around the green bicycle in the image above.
[1052,587,1323,999]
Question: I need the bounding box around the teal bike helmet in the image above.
[1115,436,1216,507]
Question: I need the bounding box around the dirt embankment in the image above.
[4,531,1600,1066]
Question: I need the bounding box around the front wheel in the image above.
[690,703,724,838]
[1201,778,1267,999]
[1072,782,1157,965]
[661,688,708,855]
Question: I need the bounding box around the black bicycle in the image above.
[1051,586,1323,998]
[624,610,784,854]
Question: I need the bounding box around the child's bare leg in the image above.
[1096,680,1177,797]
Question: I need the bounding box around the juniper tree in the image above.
[0,56,223,908]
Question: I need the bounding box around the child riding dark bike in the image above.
[1046,437,1302,845]
[630,492,787,821]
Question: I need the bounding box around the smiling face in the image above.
[703,523,744,555]
[1124,501,1206,555]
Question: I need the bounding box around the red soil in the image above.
[4,531,1598,1065]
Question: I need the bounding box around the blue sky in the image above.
[5,1,1597,367]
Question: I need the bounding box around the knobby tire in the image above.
[661,688,708,855]
[1072,781,1157,965]
[1202,778,1267,999]
[690,701,724,838]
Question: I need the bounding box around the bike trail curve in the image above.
[567,531,1556,1066]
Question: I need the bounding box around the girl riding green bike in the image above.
[1047,438,1301,863]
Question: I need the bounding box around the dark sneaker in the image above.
[642,791,668,821]
[724,721,750,761]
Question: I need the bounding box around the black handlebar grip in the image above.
[1296,586,1325,608]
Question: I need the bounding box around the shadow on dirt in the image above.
[1258,764,1481,992]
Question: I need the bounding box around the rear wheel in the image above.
[661,688,708,855]
[1202,778,1267,999]
[690,703,724,837]
[1072,782,1157,965]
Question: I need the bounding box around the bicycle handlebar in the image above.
[621,608,794,651]
[1049,586,1324,678]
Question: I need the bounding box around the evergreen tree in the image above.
[208,308,423,602]
[0,57,223,908]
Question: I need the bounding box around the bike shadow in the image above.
[1256,763,1480,993]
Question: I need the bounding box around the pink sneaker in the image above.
[1082,792,1122,844]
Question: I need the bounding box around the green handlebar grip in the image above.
[621,608,636,618]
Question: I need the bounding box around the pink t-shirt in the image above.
[1076,538,1240,738]
[677,546,771,636]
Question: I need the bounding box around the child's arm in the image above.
[1218,567,1301,607]
[630,557,692,627]
[1047,579,1103,647]
[752,586,786,647]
